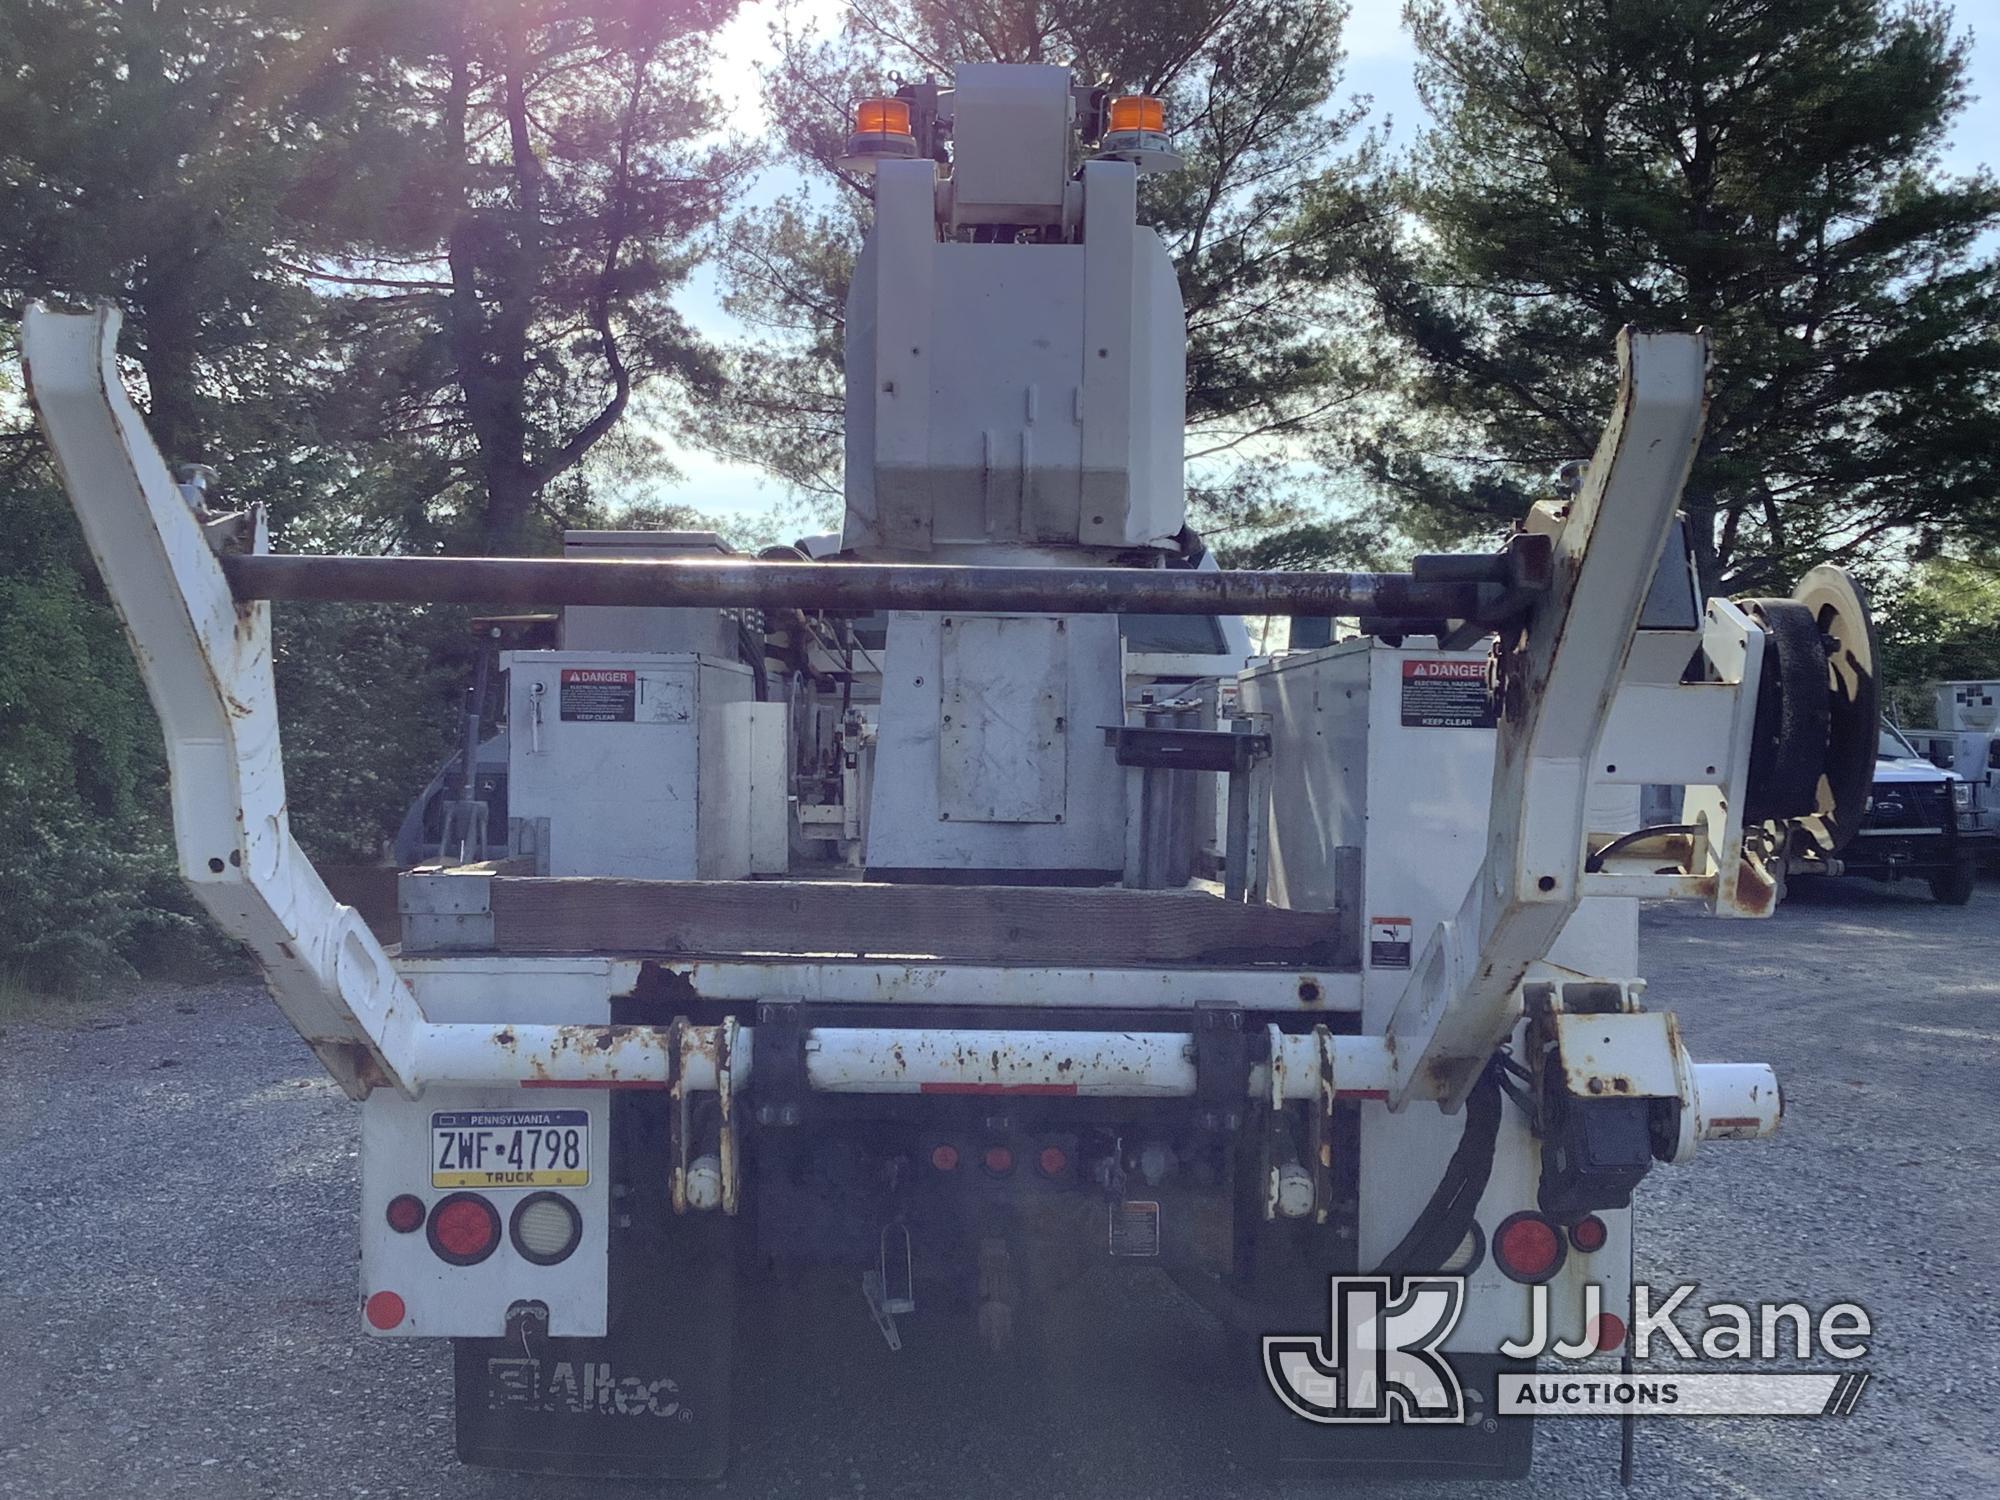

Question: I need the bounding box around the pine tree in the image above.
[1333,0,2000,592]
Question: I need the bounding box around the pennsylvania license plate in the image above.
[431,1109,589,1189]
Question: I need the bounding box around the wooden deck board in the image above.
[484,878,1353,969]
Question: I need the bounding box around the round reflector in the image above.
[1570,1214,1609,1253]
[427,1192,501,1266]
[1037,1145,1068,1177]
[509,1192,583,1266]
[385,1194,426,1234]
[929,1144,959,1172]
[1596,1312,1628,1353]
[364,1290,406,1330]
[1492,1212,1566,1283]
[982,1145,1014,1176]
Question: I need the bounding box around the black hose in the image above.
[1370,1058,1505,1277]
[1585,823,1697,873]
[1166,1057,1509,1333]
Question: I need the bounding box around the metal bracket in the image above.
[861,1221,917,1350]
[754,1002,806,1128]
[717,1016,740,1216]
[667,1017,690,1214]
[1193,1005,1247,1132]
[1309,1024,1336,1223]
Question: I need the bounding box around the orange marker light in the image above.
[855,97,913,138]
[1106,95,1166,135]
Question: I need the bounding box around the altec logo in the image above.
[1264,1277,1466,1424]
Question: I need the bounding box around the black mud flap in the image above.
[453,1097,736,1479]
[1264,1355,1534,1480]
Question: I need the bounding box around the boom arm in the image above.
[24,303,411,1097]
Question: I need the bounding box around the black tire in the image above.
[1742,599,1831,823]
[1931,859,1977,905]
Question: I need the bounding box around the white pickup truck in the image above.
[1842,725,1979,903]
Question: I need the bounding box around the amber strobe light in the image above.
[855,97,913,138]
[1106,95,1166,134]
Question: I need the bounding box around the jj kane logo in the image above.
[1263,1277,1466,1424]
[1265,1278,1874,1422]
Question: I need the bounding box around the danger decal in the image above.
[1399,658,1495,729]
[560,668,636,722]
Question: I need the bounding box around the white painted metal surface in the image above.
[938,615,1068,821]
[865,610,1126,872]
[22,303,408,1098]
[397,954,1364,1013]
[361,1086,610,1337]
[841,110,1184,557]
[505,651,759,878]
[1382,332,1716,1109]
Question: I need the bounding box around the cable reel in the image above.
[1740,565,1880,857]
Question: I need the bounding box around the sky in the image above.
[654,0,2000,522]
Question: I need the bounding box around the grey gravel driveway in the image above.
[2,878,1996,1498]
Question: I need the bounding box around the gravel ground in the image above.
[2,877,1997,1499]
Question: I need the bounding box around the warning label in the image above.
[560,668,636,722]
[1400,658,1494,729]
[1108,1201,1161,1258]
[1369,915,1413,970]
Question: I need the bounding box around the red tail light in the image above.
[1037,1145,1068,1177]
[1569,1214,1609,1253]
[1493,1212,1566,1283]
[982,1145,1014,1176]
[1596,1312,1628,1352]
[385,1194,426,1234]
[427,1192,501,1266]
[930,1144,960,1171]
[364,1290,406,1330]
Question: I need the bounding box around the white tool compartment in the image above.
[1242,638,1642,1351]
[505,651,784,878]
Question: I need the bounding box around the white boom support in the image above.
[1383,332,1713,1109]
[22,303,1772,1141]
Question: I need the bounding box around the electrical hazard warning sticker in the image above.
[1400,657,1495,728]
[560,668,636,722]
[1369,916,1413,969]
[1108,1201,1161,1258]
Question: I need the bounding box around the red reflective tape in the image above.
[918,1082,1080,1096]
[520,1079,667,1090]
[1708,1116,1761,1128]
[1339,1088,1390,1100]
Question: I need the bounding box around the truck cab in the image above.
[1843,724,1977,902]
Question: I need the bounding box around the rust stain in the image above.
[1731,858,1775,915]
[493,1028,517,1049]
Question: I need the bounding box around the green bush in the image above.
[0,478,213,989]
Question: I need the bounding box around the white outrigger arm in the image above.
[23,303,1781,1147]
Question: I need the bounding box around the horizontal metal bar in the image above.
[393,954,1364,1010]
[405,1021,1388,1100]
[403,1020,1772,1136]
[223,552,1515,621]
[647,958,1362,1010]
